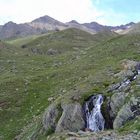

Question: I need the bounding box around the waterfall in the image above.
[84,94,105,132]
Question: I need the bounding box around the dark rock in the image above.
[21,44,27,49]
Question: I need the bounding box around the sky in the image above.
[0,0,140,26]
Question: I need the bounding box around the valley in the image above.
[0,17,140,140]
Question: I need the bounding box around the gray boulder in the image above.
[55,103,85,132]
[42,104,59,132]
[107,83,121,92]
[47,48,58,55]
[113,97,140,129]
[113,103,133,129]
[110,92,129,118]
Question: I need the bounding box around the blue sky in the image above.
[0,0,140,25]
[92,0,140,24]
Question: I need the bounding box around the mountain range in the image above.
[0,15,137,39]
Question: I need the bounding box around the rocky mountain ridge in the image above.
[0,15,136,39]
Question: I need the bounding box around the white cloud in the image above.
[0,0,104,24]
[0,0,128,26]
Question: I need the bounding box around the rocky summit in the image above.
[0,16,140,140]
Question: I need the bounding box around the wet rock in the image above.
[107,83,120,92]
[135,62,140,72]
[55,103,85,132]
[118,79,131,92]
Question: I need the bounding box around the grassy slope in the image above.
[0,28,140,139]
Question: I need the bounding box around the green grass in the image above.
[118,117,140,133]
[0,28,140,139]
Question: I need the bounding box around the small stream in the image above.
[118,69,140,90]
[84,94,105,132]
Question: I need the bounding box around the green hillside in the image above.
[0,28,140,139]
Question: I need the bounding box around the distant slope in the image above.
[6,34,47,47]
[24,28,97,54]
[83,22,110,32]
[0,25,2,32]
[24,28,117,55]
[66,20,96,34]
[108,22,135,33]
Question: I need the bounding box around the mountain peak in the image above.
[89,21,99,25]
[4,21,17,26]
[32,15,58,23]
[68,20,79,24]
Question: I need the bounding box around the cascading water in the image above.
[84,94,105,132]
[83,63,140,132]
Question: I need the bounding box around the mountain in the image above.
[83,22,135,34]
[109,22,135,30]
[0,15,114,39]
[0,15,137,39]
[28,15,68,31]
[66,20,96,34]
[0,21,40,39]
[83,21,110,32]
[108,22,135,33]
[0,16,68,39]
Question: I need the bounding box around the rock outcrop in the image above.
[55,103,85,132]
[42,104,59,132]
[42,59,140,136]
[110,92,129,118]
[113,96,140,129]
[108,60,140,129]
[43,103,85,133]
